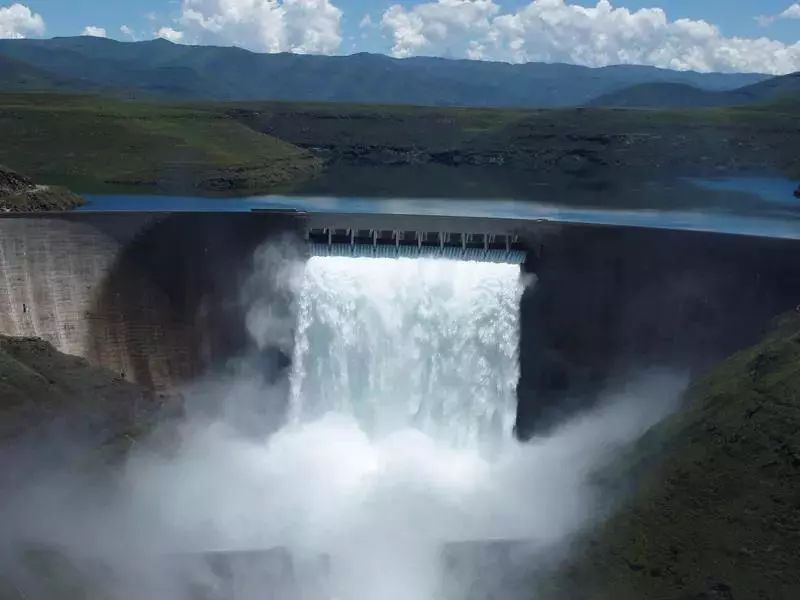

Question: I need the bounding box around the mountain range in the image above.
[1,36,792,108]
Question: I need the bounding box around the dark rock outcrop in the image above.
[0,165,34,195]
[793,184,800,199]
[0,165,84,212]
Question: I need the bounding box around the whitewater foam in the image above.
[289,257,526,449]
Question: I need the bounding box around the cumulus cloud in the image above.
[177,0,343,54]
[82,25,107,38]
[157,26,185,42]
[780,3,800,19]
[0,3,45,39]
[756,3,800,26]
[380,0,800,74]
[120,24,138,40]
[382,0,499,60]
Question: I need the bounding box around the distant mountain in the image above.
[0,36,771,108]
[589,72,800,108]
[0,54,97,92]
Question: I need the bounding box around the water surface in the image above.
[79,177,800,240]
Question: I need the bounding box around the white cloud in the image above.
[120,24,138,40]
[0,3,45,39]
[82,25,107,38]
[157,26,185,43]
[359,14,374,29]
[780,3,800,18]
[381,0,800,74]
[177,0,343,54]
[756,3,800,26]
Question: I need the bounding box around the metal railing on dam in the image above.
[307,227,528,264]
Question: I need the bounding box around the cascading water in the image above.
[0,242,688,600]
[289,257,527,449]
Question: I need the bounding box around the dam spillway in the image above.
[306,227,527,264]
[3,210,800,600]
[289,256,526,448]
[2,211,800,435]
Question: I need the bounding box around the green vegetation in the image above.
[0,335,170,459]
[0,93,321,195]
[591,72,800,108]
[0,36,768,108]
[550,311,800,600]
[0,90,798,199]
[230,97,800,182]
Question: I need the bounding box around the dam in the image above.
[2,207,800,599]
[2,209,800,435]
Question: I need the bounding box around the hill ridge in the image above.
[0,36,771,108]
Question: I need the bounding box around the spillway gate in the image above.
[307,227,527,264]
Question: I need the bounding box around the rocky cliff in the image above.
[0,165,84,212]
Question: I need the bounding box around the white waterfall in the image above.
[289,257,526,449]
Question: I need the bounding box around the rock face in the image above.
[0,165,34,195]
[0,165,84,212]
[794,184,800,199]
[549,312,800,600]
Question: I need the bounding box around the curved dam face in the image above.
[1,212,799,434]
[0,213,301,390]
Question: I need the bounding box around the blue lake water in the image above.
[687,177,798,207]
[78,177,800,240]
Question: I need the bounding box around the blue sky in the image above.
[13,0,799,43]
[3,1,800,73]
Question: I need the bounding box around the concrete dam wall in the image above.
[1,212,799,434]
[0,213,300,390]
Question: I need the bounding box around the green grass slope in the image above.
[231,98,800,181]
[2,91,799,199]
[553,311,800,600]
[0,336,169,455]
[590,72,800,108]
[0,93,321,194]
[588,82,736,108]
[0,55,92,92]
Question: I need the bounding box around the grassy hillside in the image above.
[0,55,98,93]
[550,311,800,600]
[0,93,321,194]
[1,91,798,198]
[230,98,800,182]
[0,36,769,108]
[589,82,735,108]
[590,72,800,108]
[0,335,172,457]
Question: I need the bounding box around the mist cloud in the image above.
[0,241,689,599]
